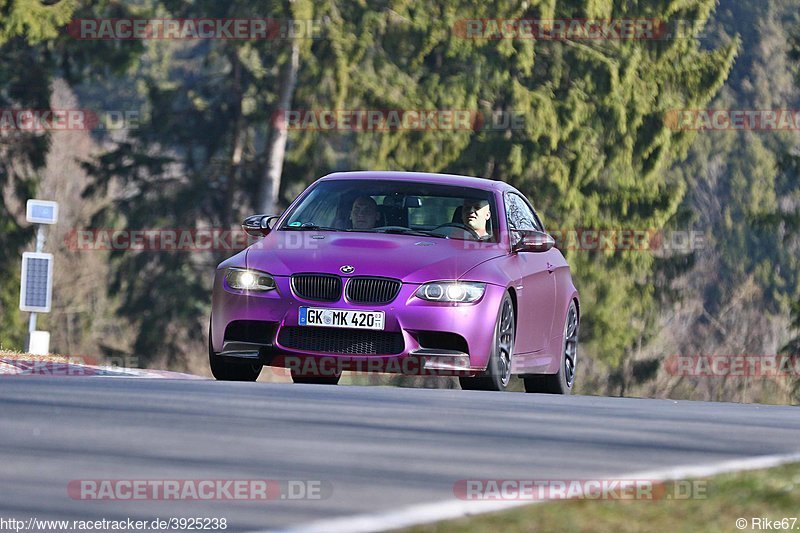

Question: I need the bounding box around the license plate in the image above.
[299,307,385,330]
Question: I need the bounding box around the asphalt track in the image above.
[1,377,799,532]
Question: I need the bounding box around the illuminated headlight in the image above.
[415,282,485,303]
[225,268,276,291]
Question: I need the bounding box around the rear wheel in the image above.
[459,292,514,392]
[524,300,578,394]
[208,323,262,381]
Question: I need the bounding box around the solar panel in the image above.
[19,252,53,312]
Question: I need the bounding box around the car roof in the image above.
[319,171,513,192]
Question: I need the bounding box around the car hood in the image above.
[245,231,507,283]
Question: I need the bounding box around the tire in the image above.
[459,292,515,392]
[208,323,262,382]
[524,300,578,394]
[291,371,341,385]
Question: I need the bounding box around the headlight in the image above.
[415,281,485,303]
[225,268,276,291]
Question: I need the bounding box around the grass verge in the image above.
[406,462,800,533]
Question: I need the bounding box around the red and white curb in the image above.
[0,357,205,379]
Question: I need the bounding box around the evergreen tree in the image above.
[658,0,800,401]
[82,0,317,365]
[0,0,144,349]
[0,0,78,348]
[83,0,737,374]
[304,0,736,370]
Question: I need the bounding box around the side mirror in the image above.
[242,214,280,237]
[512,230,555,253]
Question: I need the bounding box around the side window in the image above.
[505,193,540,232]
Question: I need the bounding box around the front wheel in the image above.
[524,300,578,394]
[209,353,263,381]
[208,323,262,381]
[459,292,515,392]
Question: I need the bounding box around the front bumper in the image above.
[210,271,505,375]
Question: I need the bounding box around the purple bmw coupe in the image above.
[209,171,579,393]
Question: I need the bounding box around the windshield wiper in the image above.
[367,227,446,239]
[283,223,341,231]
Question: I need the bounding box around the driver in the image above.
[462,198,492,240]
[350,195,381,229]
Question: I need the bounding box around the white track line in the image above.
[274,451,800,533]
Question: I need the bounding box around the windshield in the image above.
[280,179,500,242]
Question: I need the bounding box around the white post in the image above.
[22,200,56,356]
[35,224,45,253]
